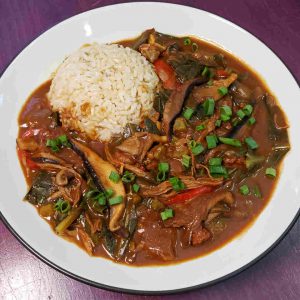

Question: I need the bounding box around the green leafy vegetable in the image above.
[169,177,185,192]
[109,171,120,183]
[122,171,135,183]
[239,184,250,195]
[161,208,174,221]
[54,199,71,214]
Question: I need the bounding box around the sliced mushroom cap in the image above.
[71,139,126,232]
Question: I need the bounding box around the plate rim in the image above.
[0,1,299,295]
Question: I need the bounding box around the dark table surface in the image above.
[1,0,299,299]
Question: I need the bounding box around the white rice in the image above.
[47,43,159,141]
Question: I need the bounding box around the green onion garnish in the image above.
[183,107,195,120]
[157,162,169,182]
[201,66,209,76]
[161,208,174,221]
[182,154,191,168]
[46,135,71,152]
[231,117,241,127]
[209,165,228,176]
[158,162,169,172]
[169,177,185,192]
[265,167,276,178]
[209,157,222,166]
[253,186,262,198]
[196,124,206,131]
[189,140,204,155]
[54,199,71,214]
[206,135,218,149]
[245,137,259,150]
[192,42,198,52]
[46,139,59,152]
[239,184,250,195]
[207,80,213,86]
[122,170,135,183]
[108,195,123,206]
[215,119,222,127]
[105,188,114,198]
[220,105,232,117]
[243,104,253,116]
[97,194,107,206]
[109,171,120,183]
[203,98,215,116]
[219,137,242,147]
[248,117,256,125]
[133,183,140,193]
[237,109,246,119]
[183,37,191,45]
[218,86,228,96]
[220,114,231,122]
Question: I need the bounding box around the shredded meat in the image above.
[116,132,167,162]
[164,191,234,246]
[191,73,237,103]
[140,176,223,198]
[135,206,176,261]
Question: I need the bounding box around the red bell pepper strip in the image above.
[166,186,214,205]
[215,69,229,79]
[17,149,39,170]
[153,59,177,90]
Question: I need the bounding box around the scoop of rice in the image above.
[48,43,159,141]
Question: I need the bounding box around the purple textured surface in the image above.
[0,0,299,299]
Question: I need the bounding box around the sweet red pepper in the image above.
[153,59,177,90]
[166,186,214,205]
[17,149,39,170]
[215,69,229,79]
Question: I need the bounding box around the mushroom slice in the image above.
[71,139,126,232]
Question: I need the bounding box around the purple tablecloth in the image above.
[1,1,299,299]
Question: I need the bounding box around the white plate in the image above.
[0,2,299,294]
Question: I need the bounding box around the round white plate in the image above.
[0,2,299,294]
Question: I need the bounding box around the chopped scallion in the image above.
[243,104,253,116]
[169,177,185,192]
[182,154,191,168]
[218,86,228,96]
[206,135,218,149]
[209,165,228,176]
[183,37,191,45]
[108,195,123,206]
[189,140,204,155]
[239,184,250,195]
[192,42,198,52]
[265,167,276,178]
[245,137,259,150]
[203,98,215,116]
[54,199,71,214]
[209,157,222,166]
[236,109,246,119]
[219,137,242,147]
[109,171,120,183]
[220,114,231,122]
[253,186,262,198]
[161,208,174,221]
[215,119,222,127]
[196,124,206,131]
[248,117,256,125]
[133,183,140,193]
[183,107,195,120]
[158,162,169,172]
[122,170,135,183]
[201,66,209,76]
[220,105,232,117]
[157,162,169,182]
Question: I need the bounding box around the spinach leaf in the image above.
[24,172,55,205]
